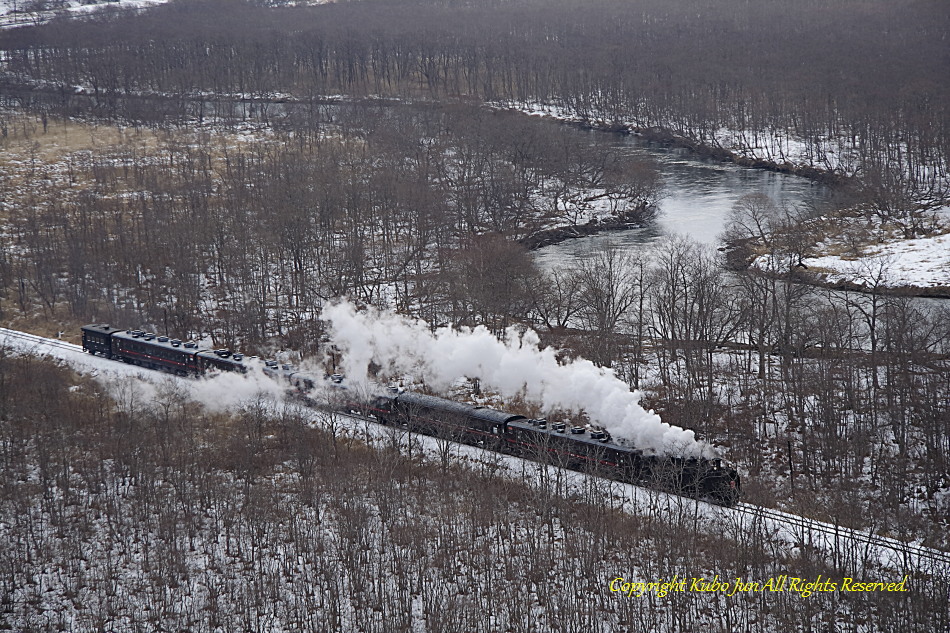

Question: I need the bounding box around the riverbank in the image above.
[626,126,847,187]
[518,205,654,250]
[498,101,850,187]
[725,250,950,299]
[723,209,950,299]
[502,102,948,297]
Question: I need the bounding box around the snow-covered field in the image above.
[749,207,950,291]
[802,231,950,290]
[0,0,171,28]
[0,0,165,14]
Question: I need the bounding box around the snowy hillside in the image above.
[0,0,172,28]
[2,330,946,631]
[0,0,332,29]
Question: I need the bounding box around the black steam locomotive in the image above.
[366,389,741,506]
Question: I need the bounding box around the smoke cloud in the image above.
[322,300,710,457]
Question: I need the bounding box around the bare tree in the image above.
[574,245,643,367]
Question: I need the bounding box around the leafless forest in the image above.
[1,355,947,632]
[0,0,948,630]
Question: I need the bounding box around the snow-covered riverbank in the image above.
[745,207,950,296]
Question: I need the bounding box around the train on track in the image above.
[364,389,740,506]
[82,323,741,505]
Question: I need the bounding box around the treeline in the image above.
[1,0,946,201]
[0,104,660,349]
[1,354,946,632]
[704,199,950,539]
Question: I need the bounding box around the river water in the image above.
[535,136,830,268]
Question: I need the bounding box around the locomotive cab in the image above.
[700,458,741,506]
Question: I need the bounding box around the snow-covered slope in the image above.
[0,0,171,29]
[802,232,950,290]
[3,325,947,573]
[0,0,335,27]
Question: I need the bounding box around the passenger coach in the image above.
[81,324,246,375]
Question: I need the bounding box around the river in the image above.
[535,135,830,268]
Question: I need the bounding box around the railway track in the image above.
[0,327,84,354]
[336,403,950,573]
[3,325,948,573]
[733,502,950,570]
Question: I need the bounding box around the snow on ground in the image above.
[3,325,947,574]
[801,232,950,289]
[499,100,845,173]
[0,0,170,17]
[751,207,950,291]
[0,0,335,20]
[348,412,948,572]
[0,0,170,29]
[0,0,333,29]
[500,100,949,203]
[0,327,289,411]
[322,300,709,458]
[507,100,950,293]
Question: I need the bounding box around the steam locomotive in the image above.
[364,389,741,506]
[81,323,741,505]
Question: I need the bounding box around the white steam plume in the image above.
[322,300,710,457]
[102,359,293,414]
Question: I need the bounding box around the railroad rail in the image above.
[0,327,84,354]
[336,402,950,573]
[731,502,950,571]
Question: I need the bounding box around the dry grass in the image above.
[0,115,159,162]
[0,114,166,226]
[0,113,274,213]
[805,209,950,261]
[2,311,85,345]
